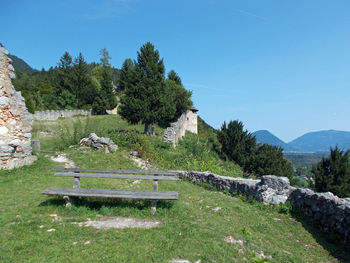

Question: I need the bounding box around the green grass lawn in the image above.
[1,153,349,262]
[1,115,349,262]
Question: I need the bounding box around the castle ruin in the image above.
[0,45,36,169]
[163,106,198,146]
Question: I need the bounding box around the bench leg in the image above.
[151,200,157,214]
[63,196,72,209]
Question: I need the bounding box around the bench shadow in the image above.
[290,209,350,263]
[40,197,174,211]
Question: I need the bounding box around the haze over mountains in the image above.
[253,130,350,153]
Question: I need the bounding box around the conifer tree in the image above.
[119,42,172,134]
[312,147,350,197]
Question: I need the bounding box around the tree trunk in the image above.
[144,122,150,135]
[151,123,155,136]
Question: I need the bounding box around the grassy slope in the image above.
[0,115,349,262]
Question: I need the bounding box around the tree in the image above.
[167,70,182,86]
[119,42,170,134]
[72,53,90,107]
[100,48,111,67]
[248,144,293,179]
[117,58,135,93]
[58,51,72,69]
[92,49,117,114]
[312,147,350,197]
[217,120,256,170]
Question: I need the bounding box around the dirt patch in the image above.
[50,153,75,168]
[73,217,161,229]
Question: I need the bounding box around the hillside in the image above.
[289,130,350,152]
[252,130,296,151]
[1,114,349,262]
[8,54,34,73]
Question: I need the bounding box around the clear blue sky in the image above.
[2,0,350,142]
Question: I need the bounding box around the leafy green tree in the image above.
[217,120,256,170]
[312,147,350,197]
[248,144,293,179]
[119,42,172,134]
[167,70,182,86]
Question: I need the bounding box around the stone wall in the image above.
[0,46,37,169]
[179,171,350,242]
[33,109,91,121]
[164,109,198,146]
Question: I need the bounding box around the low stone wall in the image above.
[179,171,350,242]
[164,110,198,146]
[33,109,91,121]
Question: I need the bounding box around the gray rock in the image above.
[108,144,118,152]
[0,146,15,153]
[0,96,9,106]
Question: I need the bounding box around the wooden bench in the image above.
[42,168,179,214]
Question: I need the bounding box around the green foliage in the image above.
[117,58,135,92]
[217,120,293,179]
[291,176,310,188]
[312,146,350,197]
[119,42,192,134]
[217,120,256,170]
[12,49,119,113]
[248,144,293,179]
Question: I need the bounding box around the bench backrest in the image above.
[54,168,179,181]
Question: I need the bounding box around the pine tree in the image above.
[217,120,256,170]
[92,48,117,114]
[119,42,171,134]
[117,58,135,92]
[312,147,350,197]
[72,53,90,107]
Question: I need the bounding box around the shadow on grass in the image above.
[40,197,174,211]
[290,209,350,263]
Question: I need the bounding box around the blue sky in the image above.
[2,0,350,142]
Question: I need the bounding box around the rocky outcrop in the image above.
[179,170,350,242]
[0,46,36,169]
[33,109,91,121]
[80,133,118,153]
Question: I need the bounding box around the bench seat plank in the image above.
[43,188,178,200]
[54,172,179,181]
[54,167,178,176]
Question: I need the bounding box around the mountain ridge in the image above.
[253,129,350,152]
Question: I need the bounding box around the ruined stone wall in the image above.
[0,46,36,169]
[163,110,198,146]
[179,171,350,242]
[33,109,91,121]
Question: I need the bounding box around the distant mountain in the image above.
[252,130,296,151]
[8,54,34,73]
[253,129,350,153]
[289,130,350,152]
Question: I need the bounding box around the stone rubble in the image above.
[0,45,36,169]
[79,133,118,153]
[179,170,350,242]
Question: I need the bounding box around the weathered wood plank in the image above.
[54,172,179,181]
[54,167,178,176]
[42,188,178,200]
